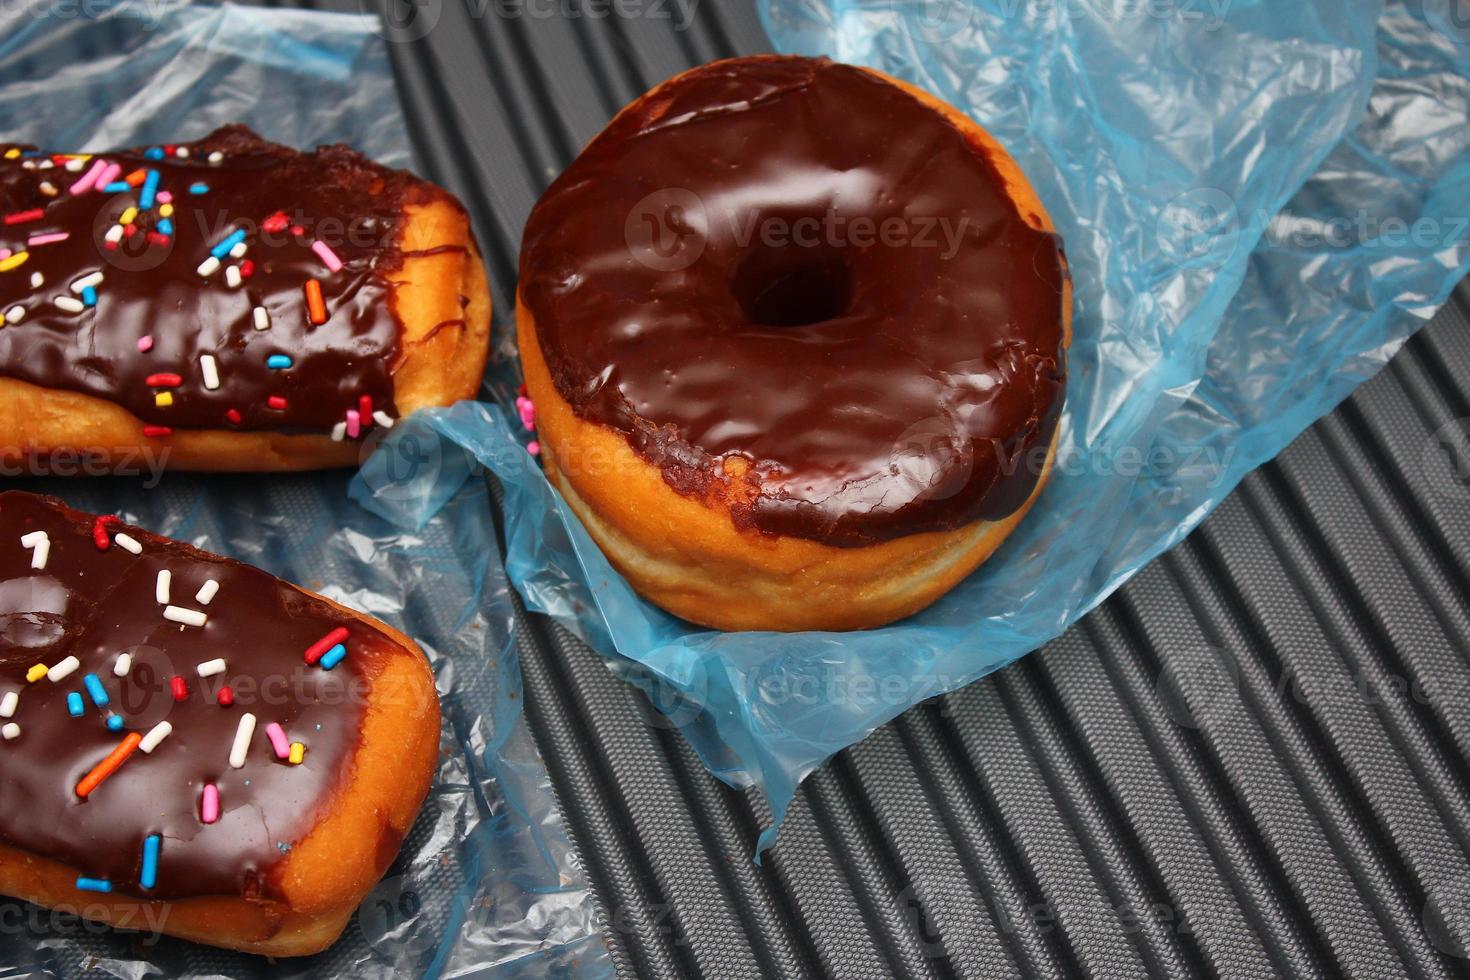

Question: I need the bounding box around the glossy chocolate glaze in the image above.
[0,491,391,902]
[0,126,452,433]
[520,56,1067,546]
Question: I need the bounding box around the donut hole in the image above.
[731,239,852,328]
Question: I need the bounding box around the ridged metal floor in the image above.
[348,1,1470,975]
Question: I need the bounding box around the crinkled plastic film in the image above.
[357,0,1470,853]
[0,4,608,977]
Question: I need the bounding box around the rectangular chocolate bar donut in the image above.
[0,490,440,956]
[0,126,490,472]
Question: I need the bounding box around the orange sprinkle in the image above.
[76,732,143,798]
[124,168,147,186]
[304,279,326,326]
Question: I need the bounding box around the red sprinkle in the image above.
[303,626,349,665]
[170,676,189,701]
[164,144,176,156]
[124,223,139,238]
[92,515,120,550]
[267,396,287,411]
[147,231,170,247]
[239,259,255,279]
[359,395,374,427]
[145,373,182,388]
[290,224,306,237]
[104,241,119,251]
[262,211,289,234]
[4,208,43,225]
[142,425,172,438]
[225,408,243,425]
[216,686,234,707]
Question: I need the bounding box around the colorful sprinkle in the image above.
[1,723,18,740]
[267,395,288,411]
[229,713,256,769]
[262,211,288,233]
[311,240,343,272]
[75,732,142,797]
[252,306,270,330]
[114,533,142,553]
[75,878,111,893]
[346,410,361,440]
[289,742,306,765]
[20,530,49,570]
[0,251,29,272]
[113,653,132,677]
[81,286,96,307]
[47,655,78,682]
[83,673,109,708]
[139,169,160,209]
[197,256,220,277]
[28,271,42,288]
[4,306,24,325]
[67,692,84,717]
[201,354,220,391]
[54,295,84,314]
[196,658,226,678]
[217,686,234,707]
[154,392,174,408]
[146,372,182,388]
[95,162,121,187]
[189,182,209,195]
[140,834,161,889]
[210,229,246,259]
[68,158,106,195]
[27,232,69,247]
[319,644,348,670]
[304,279,326,325]
[117,206,138,227]
[101,181,130,193]
[141,426,172,439]
[0,693,16,718]
[139,721,172,753]
[155,569,171,604]
[265,722,291,759]
[267,354,292,370]
[170,676,188,701]
[201,784,220,824]
[137,336,154,353]
[3,208,44,225]
[106,714,123,732]
[25,664,47,683]
[224,264,242,289]
[157,217,174,235]
[304,627,349,665]
[225,408,243,425]
[330,421,347,442]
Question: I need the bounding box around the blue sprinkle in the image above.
[75,877,111,893]
[81,286,96,308]
[106,714,124,732]
[66,692,83,717]
[266,354,292,370]
[138,169,160,210]
[157,218,173,236]
[319,644,347,670]
[83,673,109,707]
[189,182,209,195]
[210,228,246,259]
[143,147,164,160]
[102,181,130,193]
[139,835,160,889]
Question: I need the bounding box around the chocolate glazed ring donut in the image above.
[518,55,1071,632]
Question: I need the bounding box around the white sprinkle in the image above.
[71,271,104,293]
[113,653,133,677]
[330,421,347,442]
[114,533,142,554]
[0,692,17,718]
[373,411,396,429]
[201,354,220,391]
[196,658,226,678]
[175,146,190,159]
[196,256,220,277]
[155,569,171,604]
[47,655,79,682]
[104,224,124,244]
[20,160,34,171]
[64,158,84,172]
[163,605,207,628]
[28,271,43,289]
[36,160,52,170]
[252,306,270,331]
[228,241,247,260]
[195,579,219,605]
[2,723,19,741]
[54,295,84,314]
[20,531,48,570]
[39,180,57,197]
[4,305,24,325]
[139,721,173,754]
[208,151,223,165]
[229,712,256,768]
[224,264,242,289]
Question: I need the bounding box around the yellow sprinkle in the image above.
[288,742,305,765]
[26,664,47,683]
[3,148,18,160]
[117,206,138,226]
[155,392,173,408]
[159,203,174,218]
[0,252,29,273]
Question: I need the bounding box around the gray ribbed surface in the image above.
[356,2,1470,976]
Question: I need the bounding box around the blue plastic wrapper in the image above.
[379,0,1470,853]
[1,3,608,977]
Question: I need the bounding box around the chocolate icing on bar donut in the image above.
[520,56,1067,547]
[0,126,452,436]
[0,490,385,901]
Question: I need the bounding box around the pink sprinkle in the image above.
[345,409,361,439]
[156,190,173,204]
[27,232,69,247]
[95,162,121,187]
[527,440,541,456]
[0,249,9,261]
[68,158,106,195]
[137,336,154,353]
[310,240,343,273]
[201,784,220,824]
[265,722,290,759]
